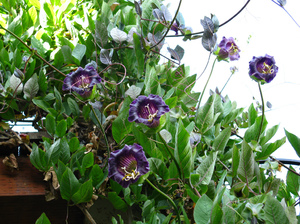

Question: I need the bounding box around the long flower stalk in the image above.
[257,82,265,142]
[146,178,181,224]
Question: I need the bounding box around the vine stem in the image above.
[166,0,251,38]
[90,105,110,158]
[158,131,182,180]
[76,204,96,224]
[0,25,66,77]
[195,57,217,124]
[257,82,264,142]
[150,0,182,49]
[145,178,181,224]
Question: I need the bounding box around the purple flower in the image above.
[218,37,240,61]
[249,54,278,84]
[128,94,170,128]
[108,144,149,188]
[171,22,179,35]
[62,65,101,97]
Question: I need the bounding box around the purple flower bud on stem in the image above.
[217,37,240,61]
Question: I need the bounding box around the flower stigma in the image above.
[229,43,238,55]
[262,62,274,75]
[79,75,89,89]
[121,167,140,181]
[145,104,158,122]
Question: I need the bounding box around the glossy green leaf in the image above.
[285,129,300,158]
[68,137,80,153]
[55,119,67,138]
[90,164,105,189]
[71,179,93,204]
[286,166,300,196]
[112,97,133,143]
[260,124,279,145]
[196,152,217,185]
[35,212,51,224]
[148,158,169,180]
[45,114,56,136]
[53,86,63,112]
[45,139,61,167]
[196,94,215,134]
[212,127,231,153]
[72,44,86,65]
[60,167,80,201]
[232,144,239,177]
[256,137,286,161]
[24,73,39,99]
[30,143,47,171]
[264,195,289,224]
[67,97,80,117]
[237,140,254,183]
[108,192,128,212]
[244,115,268,143]
[175,119,193,178]
[194,194,213,224]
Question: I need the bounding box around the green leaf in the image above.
[175,119,193,178]
[285,129,300,158]
[148,158,169,180]
[244,115,268,143]
[237,140,254,183]
[61,45,73,64]
[24,73,39,99]
[196,152,217,185]
[45,139,61,168]
[71,179,93,204]
[45,114,56,136]
[72,44,86,65]
[95,21,108,48]
[112,97,133,143]
[31,36,47,57]
[28,6,37,27]
[211,203,223,224]
[60,167,81,201]
[133,33,145,77]
[30,143,46,171]
[232,144,239,177]
[248,103,257,126]
[82,152,94,174]
[35,213,51,224]
[32,99,52,113]
[132,125,155,156]
[260,124,279,145]
[53,86,63,112]
[256,137,286,161]
[194,194,213,224]
[90,108,105,128]
[58,137,70,165]
[90,164,105,189]
[196,94,215,134]
[212,127,231,153]
[108,192,128,212]
[69,137,80,153]
[264,195,289,224]
[286,166,300,196]
[55,119,67,138]
[67,97,80,117]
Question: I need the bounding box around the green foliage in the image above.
[1,0,296,223]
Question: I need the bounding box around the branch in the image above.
[167,0,251,38]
